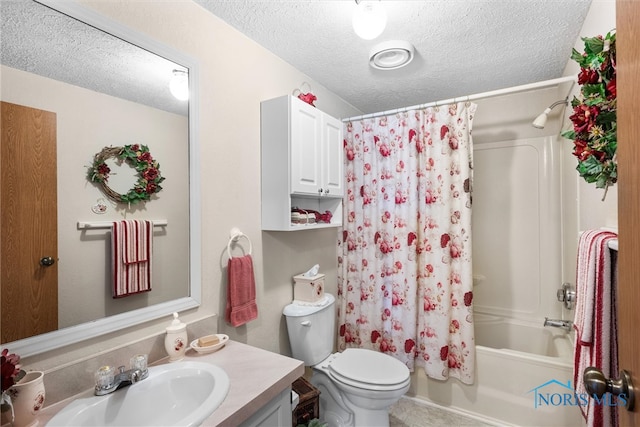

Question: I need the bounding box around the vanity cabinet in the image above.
[261,95,344,231]
[239,388,292,427]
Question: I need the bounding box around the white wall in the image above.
[562,0,618,227]
[19,0,361,371]
[560,0,617,293]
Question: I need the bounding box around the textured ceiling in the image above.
[195,0,593,114]
[1,1,592,117]
[0,1,188,116]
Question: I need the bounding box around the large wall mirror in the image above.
[0,0,201,356]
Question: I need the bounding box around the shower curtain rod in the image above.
[342,75,576,122]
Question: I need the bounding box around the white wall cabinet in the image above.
[261,95,343,231]
[290,99,343,197]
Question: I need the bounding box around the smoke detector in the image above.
[369,40,415,70]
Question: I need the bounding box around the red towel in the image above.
[573,229,618,427]
[225,254,258,327]
[112,220,153,298]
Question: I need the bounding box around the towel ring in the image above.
[227,228,252,258]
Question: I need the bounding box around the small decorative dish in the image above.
[190,334,229,354]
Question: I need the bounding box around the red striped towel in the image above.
[225,254,258,327]
[573,229,618,427]
[112,220,153,298]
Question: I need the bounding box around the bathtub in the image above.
[474,314,573,359]
[410,315,584,426]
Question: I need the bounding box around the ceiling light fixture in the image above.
[169,69,189,101]
[352,0,387,40]
[369,40,415,70]
[532,98,568,129]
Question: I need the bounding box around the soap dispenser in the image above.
[165,312,187,362]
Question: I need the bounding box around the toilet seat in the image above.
[322,349,410,392]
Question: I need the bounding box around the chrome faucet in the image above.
[94,354,149,396]
[543,317,573,331]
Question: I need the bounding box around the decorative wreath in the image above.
[562,30,616,199]
[88,144,165,204]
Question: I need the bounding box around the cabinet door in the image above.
[322,114,344,197]
[239,388,291,427]
[291,99,322,195]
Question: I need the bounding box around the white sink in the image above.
[47,361,230,427]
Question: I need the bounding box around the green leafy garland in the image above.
[88,144,165,204]
[561,31,616,197]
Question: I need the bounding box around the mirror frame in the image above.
[8,0,201,357]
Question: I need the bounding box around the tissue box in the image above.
[293,273,325,302]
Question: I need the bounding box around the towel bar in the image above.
[227,227,252,258]
[579,228,618,251]
[77,220,168,230]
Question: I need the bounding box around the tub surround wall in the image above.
[470,81,570,325]
[472,136,562,323]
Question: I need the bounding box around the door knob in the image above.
[583,367,635,411]
[40,256,55,267]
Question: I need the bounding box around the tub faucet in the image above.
[94,365,148,396]
[543,317,573,331]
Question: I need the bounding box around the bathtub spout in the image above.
[543,317,573,331]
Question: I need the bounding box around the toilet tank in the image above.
[283,293,335,366]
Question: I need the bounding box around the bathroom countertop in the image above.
[36,340,304,426]
[197,340,304,426]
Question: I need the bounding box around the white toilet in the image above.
[283,293,410,427]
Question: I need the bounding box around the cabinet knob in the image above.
[324,189,330,194]
[318,188,323,194]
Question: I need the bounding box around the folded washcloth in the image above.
[122,220,149,264]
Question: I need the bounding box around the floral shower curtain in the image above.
[337,102,476,384]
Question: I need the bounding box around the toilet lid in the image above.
[329,348,409,387]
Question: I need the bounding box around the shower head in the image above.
[532,99,568,129]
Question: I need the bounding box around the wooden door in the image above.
[616,2,640,425]
[1,101,58,343]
